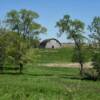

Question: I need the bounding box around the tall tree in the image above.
[88,16,100,76]
[5,9,47,40]
[56,15,85,75]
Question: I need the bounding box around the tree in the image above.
[88,16,100,77]
[56,15,85,75]
[4,31,28,73]
[0,31,6,73]
[0,28,28,73]
[5,9,47,47]
[0,9,47,73]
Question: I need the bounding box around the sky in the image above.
[0,0,100,42]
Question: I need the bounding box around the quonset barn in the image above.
[39,38,61,49]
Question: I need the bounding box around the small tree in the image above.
[56,15,85,75]
[5,32,28,73]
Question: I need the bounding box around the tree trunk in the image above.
[0,64,3,73]
[73,36,84,76]
[80,61,84,76]
[19,63,23,74]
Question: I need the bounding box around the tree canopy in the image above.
[6,9,47,39]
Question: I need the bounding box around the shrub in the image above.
[83,69,98,81]
[92,50,100,75]
[0,33,6,73]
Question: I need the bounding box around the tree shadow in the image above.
[24,72,81,80]
[59,74,81,80]
[0,71,82,80]
[0,72,23,75]
[24,73,55,77]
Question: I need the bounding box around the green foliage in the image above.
[0,32,6,72]
[6,9,47,39]
[56,15,85,75]
[92,50,100,75]
[31,39,40,48]
[89,16,100,72]
[5,32,28,71]
[0,9,47,73]
[88,16,100,46]
[56,15,85,40]
[0,30,28,73]
[83,69,98,81]
[72,48,84,62]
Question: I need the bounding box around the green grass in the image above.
[0,64,100,100]
[27,47,92,64]
[0,47,96,100]
[26,47,73,64]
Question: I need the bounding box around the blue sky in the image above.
[0,0,100,42]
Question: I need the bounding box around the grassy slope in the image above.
[28,48,74,64]
[27,47,92,64]
[0,47,97,100]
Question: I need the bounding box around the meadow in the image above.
[0,48,99,100]
[27,47,92,64]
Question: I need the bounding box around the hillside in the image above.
[27,47,92,64]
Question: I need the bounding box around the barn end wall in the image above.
[45,40,61,48]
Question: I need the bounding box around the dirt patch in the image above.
[38,62,93,68]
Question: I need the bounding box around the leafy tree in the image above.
[6,10,20,33]
[5,9,47,47]
[88,16,100,77]
[5,32,28,73]
[0,9,47,73]
[56,15,85,75]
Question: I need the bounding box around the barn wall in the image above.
[45,40,61,48]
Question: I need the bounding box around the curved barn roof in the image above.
[40,38,61,48]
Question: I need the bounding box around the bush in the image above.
[0,33,6,72]
[83,69,98,81]
[92,50,100,75]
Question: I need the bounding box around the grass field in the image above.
[26,48,73,64]
[0,65,100,100]
[0,48,98,100]
[27,47,92,64]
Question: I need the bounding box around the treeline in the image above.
[0,9,47,73]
